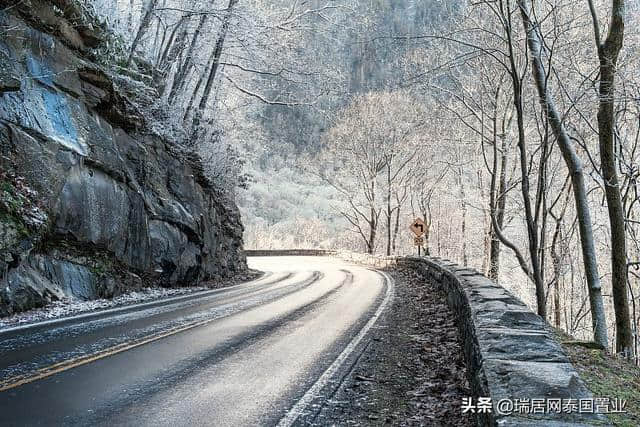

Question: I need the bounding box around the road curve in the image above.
[0,256,392,426]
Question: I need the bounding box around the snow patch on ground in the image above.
[0,286,210,330]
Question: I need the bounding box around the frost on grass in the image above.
[0,286,210,329]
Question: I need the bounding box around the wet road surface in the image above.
[0,256,392,426]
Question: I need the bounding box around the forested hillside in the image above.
[239,1,458,250]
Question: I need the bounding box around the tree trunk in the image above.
[420,210,431,256]
[554,277,562,328]
[183,50,215,122]
[386,163,392,256]
[151,0,165,59]
[458,165,468,266]
[168,13,209,101]
[489,131,508,281]
[590,0,633,356]
[128,0,135,32]
[194,0,239,128]
[392,199,401,254]
[156,17,184,73]
[551,219,564,329]
[368,207,377,255]
[518,0,608,348]
[127,0,159,67]
[503,5,546,318]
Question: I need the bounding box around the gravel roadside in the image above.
[310,266,475,426]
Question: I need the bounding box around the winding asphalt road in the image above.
[0,256,393,426]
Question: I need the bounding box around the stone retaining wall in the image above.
[398,257,606,426]
[244,249,337,257]
[244,250,394,268]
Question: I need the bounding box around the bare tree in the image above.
[586,0,633,356]
[127,0,160,66]
[517,0,608,348]
[193,0,240,128]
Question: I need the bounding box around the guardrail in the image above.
[244,249,337,257]
[243,249,397,268]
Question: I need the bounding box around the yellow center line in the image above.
[0,315,222,392]
[0,271,320,392]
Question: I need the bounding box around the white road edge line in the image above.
[0,272,277,335]
[278,270,395,427]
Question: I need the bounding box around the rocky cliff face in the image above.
[0,2,246,316]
